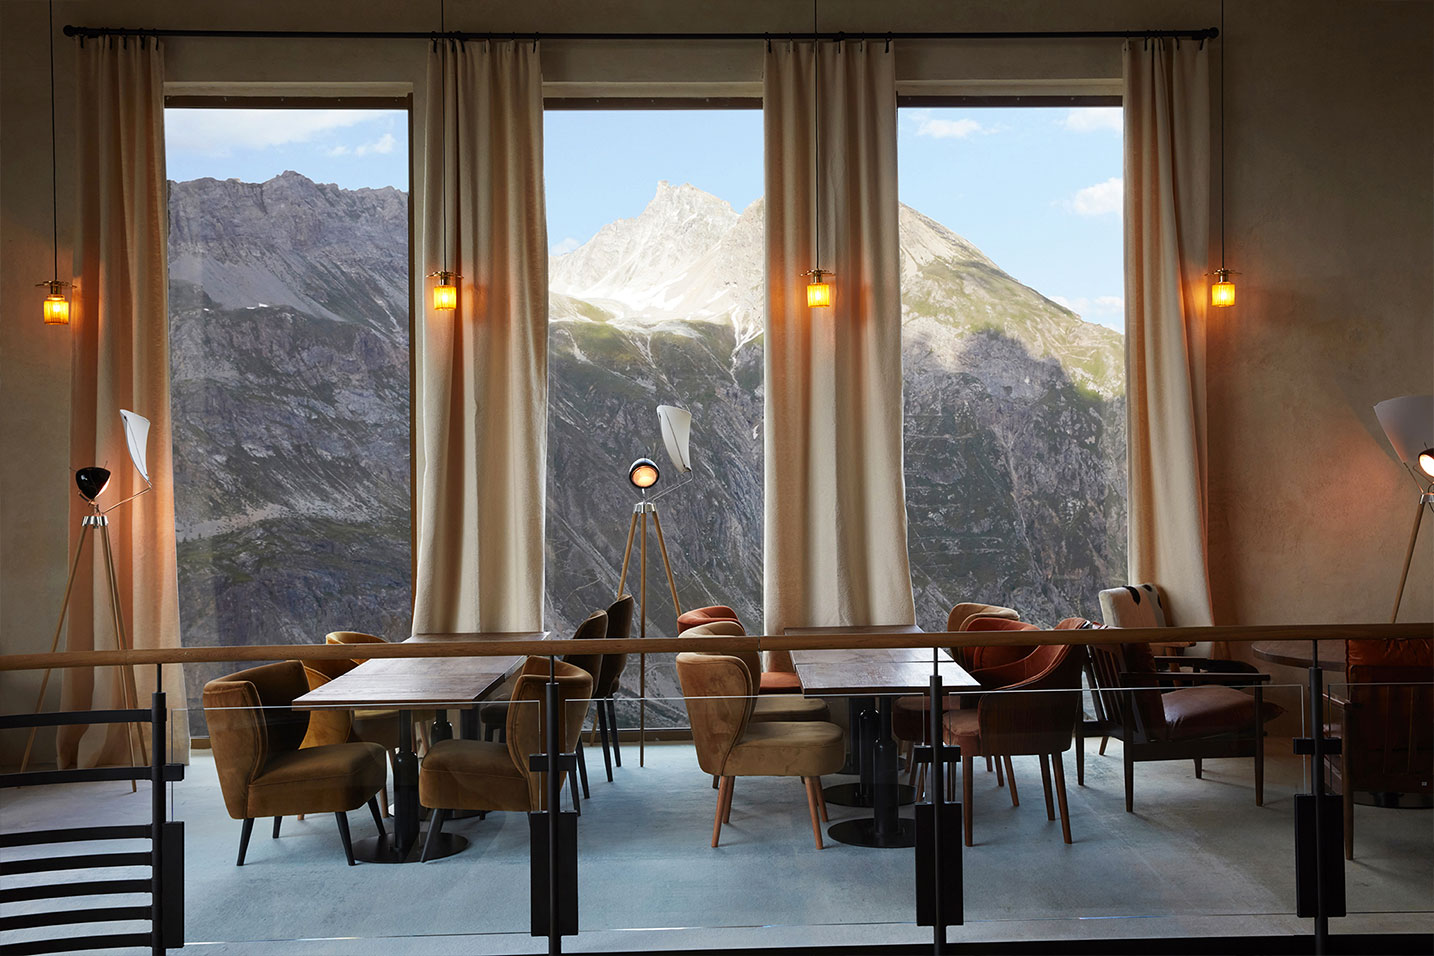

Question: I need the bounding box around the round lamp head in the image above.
[628,458,659,490]
[1419,449,1434,479]
[75,467,111,502]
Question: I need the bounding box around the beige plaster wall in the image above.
[2,0,1430,764]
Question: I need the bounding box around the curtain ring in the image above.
[885,33,892,53]
[533,32,539,52]
[765,33,771,53]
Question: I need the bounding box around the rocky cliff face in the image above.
[169,171,1124,732]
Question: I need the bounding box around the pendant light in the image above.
[38,1,69,326]
[803,0,832,310]
[1209,0,1237,308]
[427,0,459,312]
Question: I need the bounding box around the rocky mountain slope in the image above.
[169,171,1125,731]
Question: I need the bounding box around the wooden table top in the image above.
[1252,640,1345,671]
[294,631,547,709]
[793,658,978,696]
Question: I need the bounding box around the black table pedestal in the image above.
[828,696,919,849]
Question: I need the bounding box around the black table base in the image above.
[828,816,918,849]
[351,831,468,864]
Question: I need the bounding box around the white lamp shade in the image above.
[657,405,692,474]
[119,409,152,483]
[1374,395,1434,468]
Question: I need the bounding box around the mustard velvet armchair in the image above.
[418,657,594,862]
[203,661,388,866]
[675,652,844,849]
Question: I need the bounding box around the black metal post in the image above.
[929,671,944,956]
[546,656,561,956]
[150,687,165,956]
[1308,642,1328,955]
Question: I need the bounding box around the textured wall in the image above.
[3,0,1430,764]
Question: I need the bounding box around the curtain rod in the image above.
[63,26,1218,43]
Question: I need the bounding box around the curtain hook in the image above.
[885,33,892,53]
[765,33,771,53]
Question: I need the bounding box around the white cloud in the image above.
[1065,177,1123,216]
[914,116,983,139]
[355,133,396,156]
[166,109,383,157]
[327,145,350,157]
[550,237,581,257]
[1063,107,1122,133]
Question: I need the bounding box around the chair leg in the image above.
[1123,744,1135,813]
[297,812,305,822]
[576,740,591,799]
[570,769,581,815]
[984,755,993,773]
[1003,756,1019,807]
[1342,761,1355,860]
[1053,751,1072,844]
[1076,723,1085,786]
[422,808,450,863]
[814,776,829,821]
[608,699,622,767]
[711,776,732,847]
[1194,757,1203,779]
[723,776,735,823]
[802,777,825,849]
[595,702,614,782]
[335,812,356,866]
[272,816,282,839]
[236,818,254,866]
[994,755,1005,788]
[1254,732,1265,807]
[367,795,387,842]
[1039,754,1055,821]
[1099,735,1109,756]
[962,754,975,847]
[914,762,926,802]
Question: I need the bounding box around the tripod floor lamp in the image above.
[21,409,154,778]
[614,405,693,766]
[1374,395,1434,622]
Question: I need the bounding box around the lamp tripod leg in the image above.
[639,511,647,768]
[19,521,93,774]
[650,509,682,619]
[99,522,144,786]
[1390,493,1430,623]
[616,511,639,600]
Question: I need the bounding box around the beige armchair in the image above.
[676,652,844,849]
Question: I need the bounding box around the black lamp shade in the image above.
[75,467,111,502]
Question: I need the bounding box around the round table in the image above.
[1251,640,1345,670]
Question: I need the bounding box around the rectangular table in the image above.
[785,626,978,848]
[294,630,546,863]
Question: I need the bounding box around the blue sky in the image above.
[165,104,1123,329]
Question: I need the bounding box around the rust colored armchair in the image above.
[1326,638,1433,858]
[942,642,1085,845]
[203,661,388,866]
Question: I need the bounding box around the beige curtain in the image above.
[763,41,915,636]
[1124,38,1215,627]
[413,41,547,633]
[62,36,187,766]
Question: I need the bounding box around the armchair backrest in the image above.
[326,630,387,668]
[1098,584,1169,628]
[506,657,594,810]
[680,620,761,680]
[298,666,355,749]
[1343,638,1433,792]
[594,595,635,698]
[976,642,1084,755]
[947,602,1020,633]
[1086,640,1168,742]
[562,609,609,689]
[202,660,310,819]
[676,652,757,776]
[958,618,1039,671]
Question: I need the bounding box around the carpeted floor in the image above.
[3,726,1430,954]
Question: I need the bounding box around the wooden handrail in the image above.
[0,622,1427,673]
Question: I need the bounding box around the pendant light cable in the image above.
[439,0,447,272]
[48,0,59,281]
[812,0,820,273]
[1219,0,1226,270]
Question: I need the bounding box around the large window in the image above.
[544,108,764,728]
[165,103,412,729]
[897,104,1128,628]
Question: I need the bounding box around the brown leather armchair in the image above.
[203,661,388,866]
[418,657,593,861]
[1327,638,1433,858]
[591,594,636,779]
[676,652,844,849]
[942,642,1085,845]
[681,620,829,723]
[1085,635,1284,811]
